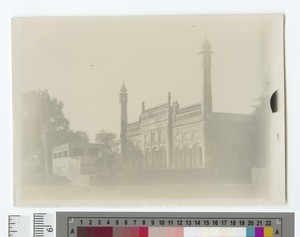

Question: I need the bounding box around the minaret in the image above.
[141,101,145,112]
[119,83,128,166]
[199,39,213,115]
[167,92,173,168]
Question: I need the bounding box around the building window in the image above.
[52,153,57,158]
[63,151,68,157]
[57,152,62,158]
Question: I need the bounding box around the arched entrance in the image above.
[183,144,192,168]
[174,145,182,168]
[193,142,203,168]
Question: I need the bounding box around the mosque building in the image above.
[119,39,265,180]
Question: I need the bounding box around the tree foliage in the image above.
[95,130,119,157]
[251,81,270,114]
[21,90,89,161]
[64,130,90,144]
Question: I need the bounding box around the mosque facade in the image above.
[119,40,264,180]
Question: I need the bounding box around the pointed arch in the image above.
[174,145,182,168]
[193,142,203,168]
[183,143,192,168]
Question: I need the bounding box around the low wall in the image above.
[90,169,209,186]
[53,156,253,186]
[53,157,81,183]
[89,167,253,186]
[53,156,101,185]
[80,156,101,174]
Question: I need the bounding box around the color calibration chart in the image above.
[56,212,294,237]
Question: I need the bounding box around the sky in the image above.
[12,16,284,141]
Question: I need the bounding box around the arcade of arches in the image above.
[126,141,203,170]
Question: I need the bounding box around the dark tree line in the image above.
[95,130,120,159]
[21,89,120,174]
[21,90,89,163]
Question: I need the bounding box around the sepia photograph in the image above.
[12,15,285,206]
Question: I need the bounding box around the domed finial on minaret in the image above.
[168,92,171,105]
[200,38,212,68]
[142,101,145,112]
[202,38,211,51]
[120,83,127,93]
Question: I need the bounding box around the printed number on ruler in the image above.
[34,213,54,237]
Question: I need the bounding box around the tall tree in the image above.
[21,90,89,165]
[21,90,69,160]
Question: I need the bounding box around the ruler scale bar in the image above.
[7,212,293,237]
[8,215,30,237]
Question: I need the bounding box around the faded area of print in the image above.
[12,15,285,206]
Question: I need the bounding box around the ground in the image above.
[16,183,268,207]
